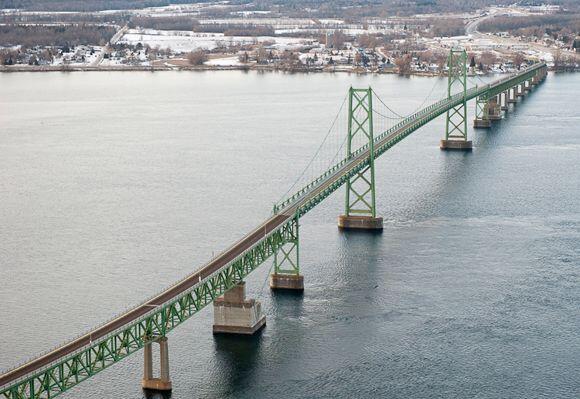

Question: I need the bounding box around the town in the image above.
[1,2,578,74]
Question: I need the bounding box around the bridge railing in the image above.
[274,84,484,214]
[273,63,546,214]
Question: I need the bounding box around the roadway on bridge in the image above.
[0,63,546,392]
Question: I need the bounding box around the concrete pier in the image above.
[473,119,491,128]
[487,99,502,121]
[500,92,508,111]
[440,139,473,150]
[517,84,524,97]
[507,88,517,104]
[270,273,304,291]
[338,215,384,230]
[213,282,266,335]
[142,337,172,392]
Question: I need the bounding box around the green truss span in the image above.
[1,62,547,399]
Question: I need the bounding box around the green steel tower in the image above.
[338,87,383,230]
[440,48,472,150]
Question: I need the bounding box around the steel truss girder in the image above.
[478,65,545,101]
[345,87,377,217]
[1,62,548,399]
[277,64,546,216]
[1,220,297,399]
[284,65,546,218]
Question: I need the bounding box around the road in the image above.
[91,25,128,67]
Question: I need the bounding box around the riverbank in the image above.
[0,64,444,77]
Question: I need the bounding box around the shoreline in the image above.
[0,64,575,75]
[0,64,444,76]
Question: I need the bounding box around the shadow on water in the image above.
[270,286,305,319]
[143,389,172,399]
[209,331,264,394]
[337,227,384,237]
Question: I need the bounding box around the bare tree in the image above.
[187,50,207,66]
[395,54,412,75]
[480,51,497,71]
[512,52,525,70]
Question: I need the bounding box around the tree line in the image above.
[0,24,116,47]
[0,0,213,12]
[479,13,580,44]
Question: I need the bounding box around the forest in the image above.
[0,24,116,47]
[2,0,578,14]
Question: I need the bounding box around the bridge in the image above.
[0,49,547,399]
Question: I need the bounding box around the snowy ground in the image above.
[205,56,242,66]
[119,29,314,52]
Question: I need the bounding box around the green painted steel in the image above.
[475,96,489,121]
[273,215,300,276]
[276,62,546,217]
[1,221,298,399]
[444,48,468,142]
[344,87,377,218]
[0,57,547,399]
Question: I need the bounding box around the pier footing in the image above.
[440,139,473,150]
[213,282,266,335]
[270,273,304,291]
[473,118,491,128]
[338,215,383,230]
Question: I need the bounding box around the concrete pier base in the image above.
[488,102,502,120]
[473,118,491,128]
[270,273,304,291]
[142,337,172,392]
[338,215,383,230]
[440,139,473,150]
[213,282,266,335]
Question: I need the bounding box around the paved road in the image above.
[91,25,128,67]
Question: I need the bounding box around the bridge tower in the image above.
[338,87,383,230]
[440,48,472,151]
[270,215,304,290]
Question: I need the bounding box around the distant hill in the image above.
[1,0,578,14]
[0,0,213,12]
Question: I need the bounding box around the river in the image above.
[0,71,578,399]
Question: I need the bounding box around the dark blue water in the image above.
[0,71,578,399]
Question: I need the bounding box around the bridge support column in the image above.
[507,87,517,104]
[339,87,384,228]
[271,216,304,291]
[440,48,472,151]
[474,96,491,128]
[213,282,266,334]
[487,97,502,121]
[524,79,532,92]
[500,92,508,111]
[142,336,172,392]
[516,84,524,97]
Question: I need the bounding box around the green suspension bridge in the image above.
[0,49,547,399]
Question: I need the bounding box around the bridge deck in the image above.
[0,63,546,392]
